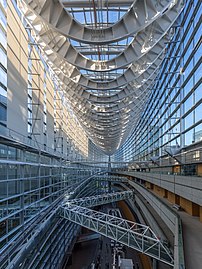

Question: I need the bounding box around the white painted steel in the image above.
[63,191,134,207]
[60,204,174,266]
[18,0,184,154]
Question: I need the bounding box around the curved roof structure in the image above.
[20,0,184,155]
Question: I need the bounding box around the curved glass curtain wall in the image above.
[0,0,7,127]
[114,0,202,162]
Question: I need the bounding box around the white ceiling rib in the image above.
[21,0,184,154]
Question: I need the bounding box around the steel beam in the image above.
[62,0,134,8]
[17,0,184,154]
[63,191,133,208]
[23,0,182,44]
[94,175,128,183]
[60,205,174,266]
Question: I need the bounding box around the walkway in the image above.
[151,191,202,269]
[177,211,202,269]
[116,171,202,269]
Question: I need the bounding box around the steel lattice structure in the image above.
[63,190,133,207]
[94,175,128,182]
[60,203,174,266]
[18,0,184,154]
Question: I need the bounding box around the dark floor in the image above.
[66,239,99,269]
[66,235,143,269]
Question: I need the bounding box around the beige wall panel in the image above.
[153,185,165,197]
[146,182,152,189]
[30,49,44,144]
[7,3,28,136]
[200,207,202,222]
[7,63,27,135]
[7,2,20,39]
[46,77,54,149]
[6,1,89,158]
[180,197,200,216]
[7,32,20,57]
[167,191,176,204]
[20,65,28,83]
[8,1,27,36]
[7,49,20,70]
[197,164,202,176]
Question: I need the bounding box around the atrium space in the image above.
[0,1,201,269]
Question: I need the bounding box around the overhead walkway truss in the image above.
[94,175,128,183]
[60,192,174,266]
[63,191,134,208]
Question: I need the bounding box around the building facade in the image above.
[0,1,107,268]
[114,0,201,163]
[0,0,201,269]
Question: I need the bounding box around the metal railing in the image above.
[94,175,128,182]
[0,125,90,162]
[116,146,202,174]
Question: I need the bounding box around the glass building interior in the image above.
[0,0,201,269]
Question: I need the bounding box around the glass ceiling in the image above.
[20,0,184,154]
[66,1,133,72]
[65,3,132,27]
[70,37,133,61]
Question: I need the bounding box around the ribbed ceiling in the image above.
[20,0,184,154]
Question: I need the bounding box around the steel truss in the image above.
[67,174,98,197]
[60,204,174,266]
[18,0,184,155]
[63,191,133,208]
[1,173,101,269]
[23,0,181,44]
[94,175,128,183]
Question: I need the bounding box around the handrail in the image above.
[116,177,186,269]
[0,125,90,162]
[114,145,202,170]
